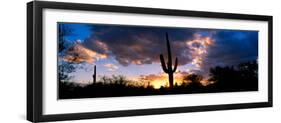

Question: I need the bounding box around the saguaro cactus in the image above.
[93,65,96,83]
[160,33,178,88]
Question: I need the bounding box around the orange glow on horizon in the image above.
[138,72,191,89]
[151,79,168,89]
[150,77,185,89]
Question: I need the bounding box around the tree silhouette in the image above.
[58,25,76,82]
[208,66,239,90]
[184,74,203,88]
[237,61,258,90]
[58,24,72,52]
[58,63,76,82]
[208,60,258,91]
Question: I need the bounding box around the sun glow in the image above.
[151,79,168,89]
[145,72,188,89]
[150,77,194,89]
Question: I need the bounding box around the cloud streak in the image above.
[104,63,119,71]
[63,41,107,63]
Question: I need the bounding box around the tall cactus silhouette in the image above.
[92,65,96,83]
[160,33,178,88]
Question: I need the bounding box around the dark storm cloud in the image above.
[202,30,258,71]
[81,25,198,66]
[61,23,258,74]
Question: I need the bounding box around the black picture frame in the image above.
[27,1,273,122]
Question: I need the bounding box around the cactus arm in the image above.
[173,57,178,72]
[160,54,169,73]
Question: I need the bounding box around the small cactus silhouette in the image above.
[160,33,178,88]
[93,65,96,83]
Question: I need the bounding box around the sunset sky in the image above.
[58,23,258,88]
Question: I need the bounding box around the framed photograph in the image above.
[27,1,273,122]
